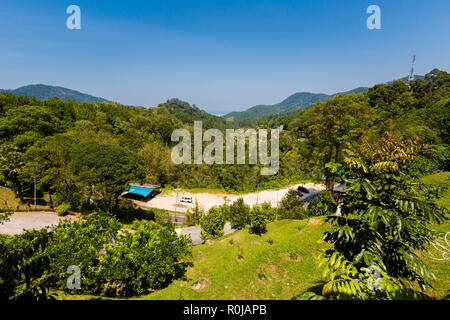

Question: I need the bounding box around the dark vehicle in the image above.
[297,186,310,194]
[296,186,319,202]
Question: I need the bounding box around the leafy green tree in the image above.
[318,134,447,299]
[229,198,251,230]
[94,220,192,296]
[279,190,306,220]
[308,190,337,217]
[138,141,173,186]
[45,213,121,289]
[0,143,26,201]
[200,206,226,240]
[0,105,61,139]
[301,94,373,190]
[259,201,276,222]
[70,142,144,213]
[0,229,54,301]
[249,205,268,235]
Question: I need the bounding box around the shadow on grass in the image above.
[291,281,326,300]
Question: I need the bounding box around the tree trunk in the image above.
[324,146,334,190]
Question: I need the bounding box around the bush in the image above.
[259,201,276,222]
[229,198,250,230]
[186,200,204,225]
[249,206,268,235]
[307,190,337,216]
[200,206,225,240]
[94,221,192,296]
[55,203,71,216]
[0,229,54,301]
[116,204,156,223]
[45,213,122,290]
[45,213,191,297]
[279,190,306,220]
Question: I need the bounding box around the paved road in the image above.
[175,222,236,245]
[0,212,77,235]
[0,211,233,245]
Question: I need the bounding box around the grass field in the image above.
[57,217,450,300]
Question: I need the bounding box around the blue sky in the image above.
[1,0,449,114]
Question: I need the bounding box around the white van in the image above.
[180,196,193,204]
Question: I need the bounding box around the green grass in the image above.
[418,172,450,299]
[140,218,329,300]
[0,186,51,210]
[420,171,450,210]
[57,217,450,300]
[420,221,450,300]
[30,173,450,300]
[57,218,330,300]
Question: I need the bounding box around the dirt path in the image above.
[134,183,325,213]
[0,211,78,235]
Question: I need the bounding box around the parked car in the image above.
[296,186,319,202]
[180,196,193,204]
[296,186,310,194]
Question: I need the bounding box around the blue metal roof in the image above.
[125,185,154,197]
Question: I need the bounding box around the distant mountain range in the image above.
[1,76,424,122]
[222,76,424,123]
[0,84,109,103]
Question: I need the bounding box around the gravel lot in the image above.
[134,183,325,213]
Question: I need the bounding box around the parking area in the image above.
[133,183,326,213]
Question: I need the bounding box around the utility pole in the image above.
[276,190,278,220]
[34,176,36,208]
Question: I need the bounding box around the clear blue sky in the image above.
[1,0,449,114]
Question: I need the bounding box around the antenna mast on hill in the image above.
[408,54,416,87]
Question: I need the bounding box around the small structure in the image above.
[123,183,161,199]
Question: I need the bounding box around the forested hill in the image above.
[222,89,368,123]
[0,68,447,201]
[155,98,227,129]
[222,76,423,123]
[0,84,109,103]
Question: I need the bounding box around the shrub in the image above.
[94,221,192,296]
[249,206,268,235]
[259,201,276,222]
[45,212,122,290]
[188,200,204,225]
[55,203,71,216]
[0,229,54,301]
[278,190,306,219]
[308,190,337,216]
[44,212,192,297]
[200,206,225,240]
[116,204,156,223]
[229,198,250,230]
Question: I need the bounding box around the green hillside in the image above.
[222,75,425,124]
[0,84,109,103]
[57,215,450,300]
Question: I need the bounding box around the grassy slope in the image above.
[419,171,450,299]
[141,218,329,300]
[420,171,450,210]
[38,172,450,300]
[57,218,330,300]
